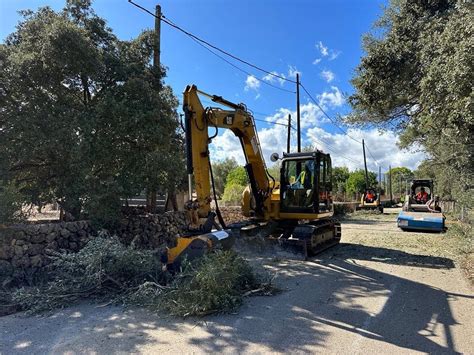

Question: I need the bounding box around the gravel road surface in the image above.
[2,212,473,354]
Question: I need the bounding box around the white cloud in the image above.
[320,69,335,83]
[210,129,246,164]
[316,41,329,56]
[312,58,322,65]
[329,51,341,61]
[318,86,344,108]
[315,41,341,63]
[210,122,426,173]
[244,75,260,91]
[288,65,301,79]
[306,127,426,171]
[262,71,286,86]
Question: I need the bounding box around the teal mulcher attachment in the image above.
[398,179,446,232]
[397,211,445,232]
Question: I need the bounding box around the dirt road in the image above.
[2,212,473,354]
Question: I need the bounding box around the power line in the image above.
[185,33,295,94]
[311,138,360,165]
[299,82,384,167]
[299,82,362,144]
[365,145,380,166]
[128,0,295,85]
[129,0,382,167]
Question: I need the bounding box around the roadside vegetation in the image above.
[10,236,275,316]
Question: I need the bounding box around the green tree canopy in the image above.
[387,167,414,195]
[226,166,249,187]
[0,0,184,225]
[211,158,238,197]
[346,169,378,195]
[348,0,473,206]
[333,166,350,193]
[266,162,281,182]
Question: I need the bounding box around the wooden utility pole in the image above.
[148,3,162,212]
[296,73,301,153]
[389,165,393,204]
[287,114,291,154]
[378,165,382,194]
[399,174,402,198]
[154,4,161,70]
[362,139,368,190]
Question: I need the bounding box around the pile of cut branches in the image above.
[128,251,275,316]
[12,236,275,316]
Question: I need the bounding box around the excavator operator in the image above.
[416,187,429,203]
[365,190,376,203]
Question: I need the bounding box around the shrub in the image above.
[222,184,246,204]
[0,182,27,224]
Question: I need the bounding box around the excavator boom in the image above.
[183,85,270,219]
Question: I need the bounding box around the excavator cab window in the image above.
[280,153,332,214]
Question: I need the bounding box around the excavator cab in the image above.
[280,152,332,214]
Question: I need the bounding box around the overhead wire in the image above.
[128,0,295,85]
[311,138,360,165]
[299,83,362,144]
[365,146,380,166]
[185,34,295,93]
[129,0,382,167]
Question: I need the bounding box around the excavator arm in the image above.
[183,85,270,220]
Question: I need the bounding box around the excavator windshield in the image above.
[280,152,332,214]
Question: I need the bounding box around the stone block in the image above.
[35,233,46,243]
[46,241,58,250]
[30,255,43,268]
[60,228,71,238]
[28,243,45,256]
[46,232,57,242]
[0,245,12,259]
[0,260,13,277]
[14,245,24,257]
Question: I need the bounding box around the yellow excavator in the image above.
[162,85,341,268]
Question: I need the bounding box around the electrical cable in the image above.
[128,0,296,85]
[129,0,382,169]
[299,83,362,144]
[186,34,295,94]
[365,145,380,166]
[311,138,360,165]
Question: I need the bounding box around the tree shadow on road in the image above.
[183,247,470,354]
[1,246,471,354]
[330,243,455,269]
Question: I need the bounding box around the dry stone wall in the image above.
[0,221,92,285]
[0,211,188,286]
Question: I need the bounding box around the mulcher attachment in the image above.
[231,219,341,260]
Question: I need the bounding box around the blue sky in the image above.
[0,0,426,172]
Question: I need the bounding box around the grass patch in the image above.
[447,220,473,284]
[11,236,275,315]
